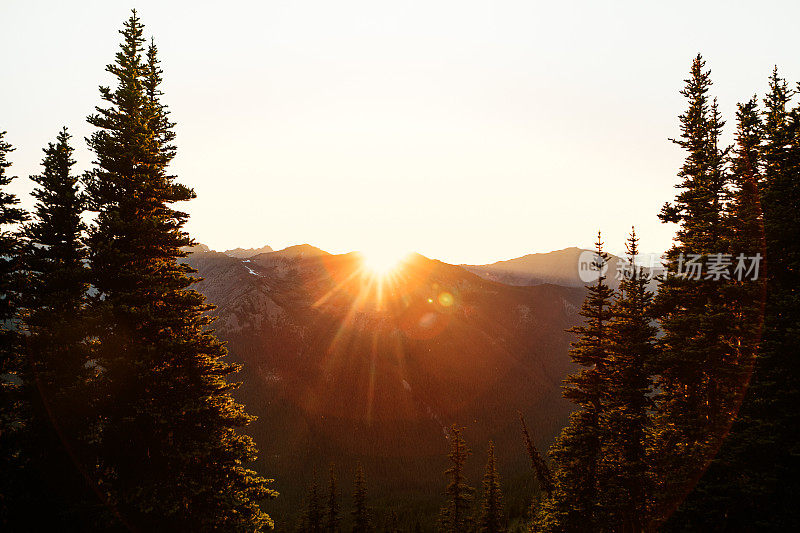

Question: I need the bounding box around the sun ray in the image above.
[312,268,362,308]
[359,248,410,277]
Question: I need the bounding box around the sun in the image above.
[359,247,410,276]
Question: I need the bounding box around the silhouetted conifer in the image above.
[749,72,800,529]
[83,11,275,530]
[16,128,103,529]
[519,413,553,496]
[0,131,30,529]
[650,55,744,526]
[667,70,798,531]
[535,233,614,532]
[478,441,505,533]
[597,228,655,531]
[438,425,475,532]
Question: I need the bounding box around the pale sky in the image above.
[2,1,799,264]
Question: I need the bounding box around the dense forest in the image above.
[1,11,799,533]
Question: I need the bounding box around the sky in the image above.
[2,1,799,264]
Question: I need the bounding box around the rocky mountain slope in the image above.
[184,247,586,527]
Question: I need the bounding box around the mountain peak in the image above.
[463,246,624,288]
[223,245,274,259]
[271,243,330,258]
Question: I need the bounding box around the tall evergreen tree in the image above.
[671,70,800,531]
[478,441,505,533]
[325,464,341,533]
[0,131,26,325]
[352,462,372,533]
[519,413,552,527]
[0,130,30,528]
[597,228,655,532]
[753,72,800,529]
[651,54,741,526]
[519,414,553,497]
[438,425,475,533]
[536,234,614,532]
[83,12,275,530]
[661,96,764,530]
[22,128,88,412]
[0,131,26,322]
[0,132,28,526]
[17,128,102,529]
[741,68,800,531]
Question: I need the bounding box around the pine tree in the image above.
[671,70,800,531]
[478,441,505,533]
[83,12,276,530]
[16,127,104,529]
[0,131,26,318]
[352,462,372,533]
[325,464,341,532]
[736,68,800,530]
[597,228,655,532]
[660,96,763,530]
[0,131,26,322]
[22,128,88,407]
[438,425,475,533]
[754,72,800,529]
[535,234,614,532]
[0,130,30,528]
[519,413,552,527]
[650,55,740,525]
[519,413,553,496]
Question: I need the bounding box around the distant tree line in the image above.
[295,462,373,533]
[296,434,504,533]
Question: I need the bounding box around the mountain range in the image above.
[183,244,599,528]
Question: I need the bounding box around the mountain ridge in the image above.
[183,248,586,527]
[190,243,623,288]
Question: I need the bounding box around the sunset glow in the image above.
[359,248,410,277]
[1,3,794,530]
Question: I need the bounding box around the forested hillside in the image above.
[1,9,799,533]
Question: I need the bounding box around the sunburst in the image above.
[359,248,410,277]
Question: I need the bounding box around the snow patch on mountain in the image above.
[242,261,259,276]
